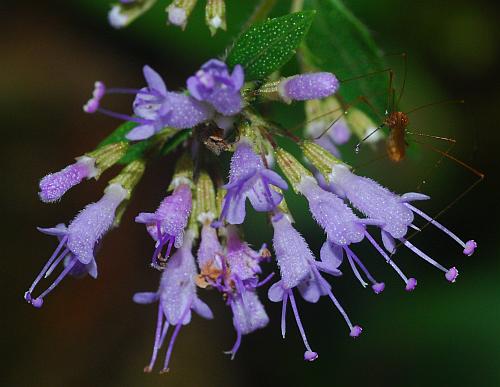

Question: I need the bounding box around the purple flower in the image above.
[24,183,127,307]
[227,286,269,359]
[330,164,476,253]
[297,176,421,291]
[39,156,97,203]
[136,183,192,269]
[271,213,315,289]
[196,223,223,270]
[84,66,213,141]
[187,59,244,116]
[268,213,362,361]
[279,72,339,103]
[218,142,288,225]
[225,225,267,281]
[133,233,213,373]
[299,176,366,246]
[327,164,471,281]
[221,227,271,358]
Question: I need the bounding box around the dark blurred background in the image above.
[1,1,499,386]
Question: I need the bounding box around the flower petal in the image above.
[143,65,167,95]
[126,124,156,141]
[193,298,214,319]
[133,292,159,304]
[268,281,284,302]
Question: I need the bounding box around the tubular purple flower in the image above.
[301,176,416,291]
[83,65,213,141]
[220,228,271,359]
[227,286,269,359]
[187,59,244,116]
[328,163,473,281]
[24,183,127,307]
[133,232,213,373]
[267,212,363,361]
[225,225,266,281]
[298,176,365,246]
[136,183,192,269]
[196,223,223,270]
[39,157,97,203]
[271,213,314,289]
[279,72,339,103]
[218,142,288,225]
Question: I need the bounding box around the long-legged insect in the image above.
[280,54,484,247]
[344,54,484,243]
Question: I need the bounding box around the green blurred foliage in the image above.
[1,1,499,386]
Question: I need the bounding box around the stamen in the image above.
[106,87,144,95]
[226,324,242,360]
[400,238,457,282]
[31,256,78,307]
[445,267,459,283]
[365,232,417,291]
[288,290,318,361]
[144,305,169,373]
[96,108,151,125]
[345,246,384,293]
[310,265,362,337]
[151,233,175,270]
[161,301,192,374]
[343,246,368,288]
[45,249,69,278]
[405,277,418,291]
[463,240,477,256]
[281,290,289,339]
[405,203,477,255]
[25,236,68,302]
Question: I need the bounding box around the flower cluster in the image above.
[109,0,227,35]
[26,57,477,372]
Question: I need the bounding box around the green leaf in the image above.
[226,11,315,81]
[303,0,387,118]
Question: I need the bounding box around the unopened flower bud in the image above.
[166,0,197,29]
[108,0,157,29]
[195,171,217,224]
[168,152,194,191]
[205,0,226,36]
[278,72,339,103]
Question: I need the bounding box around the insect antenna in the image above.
[396,52,408,108]
[406,99,465,115]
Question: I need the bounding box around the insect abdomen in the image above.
[387,128,406,162]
